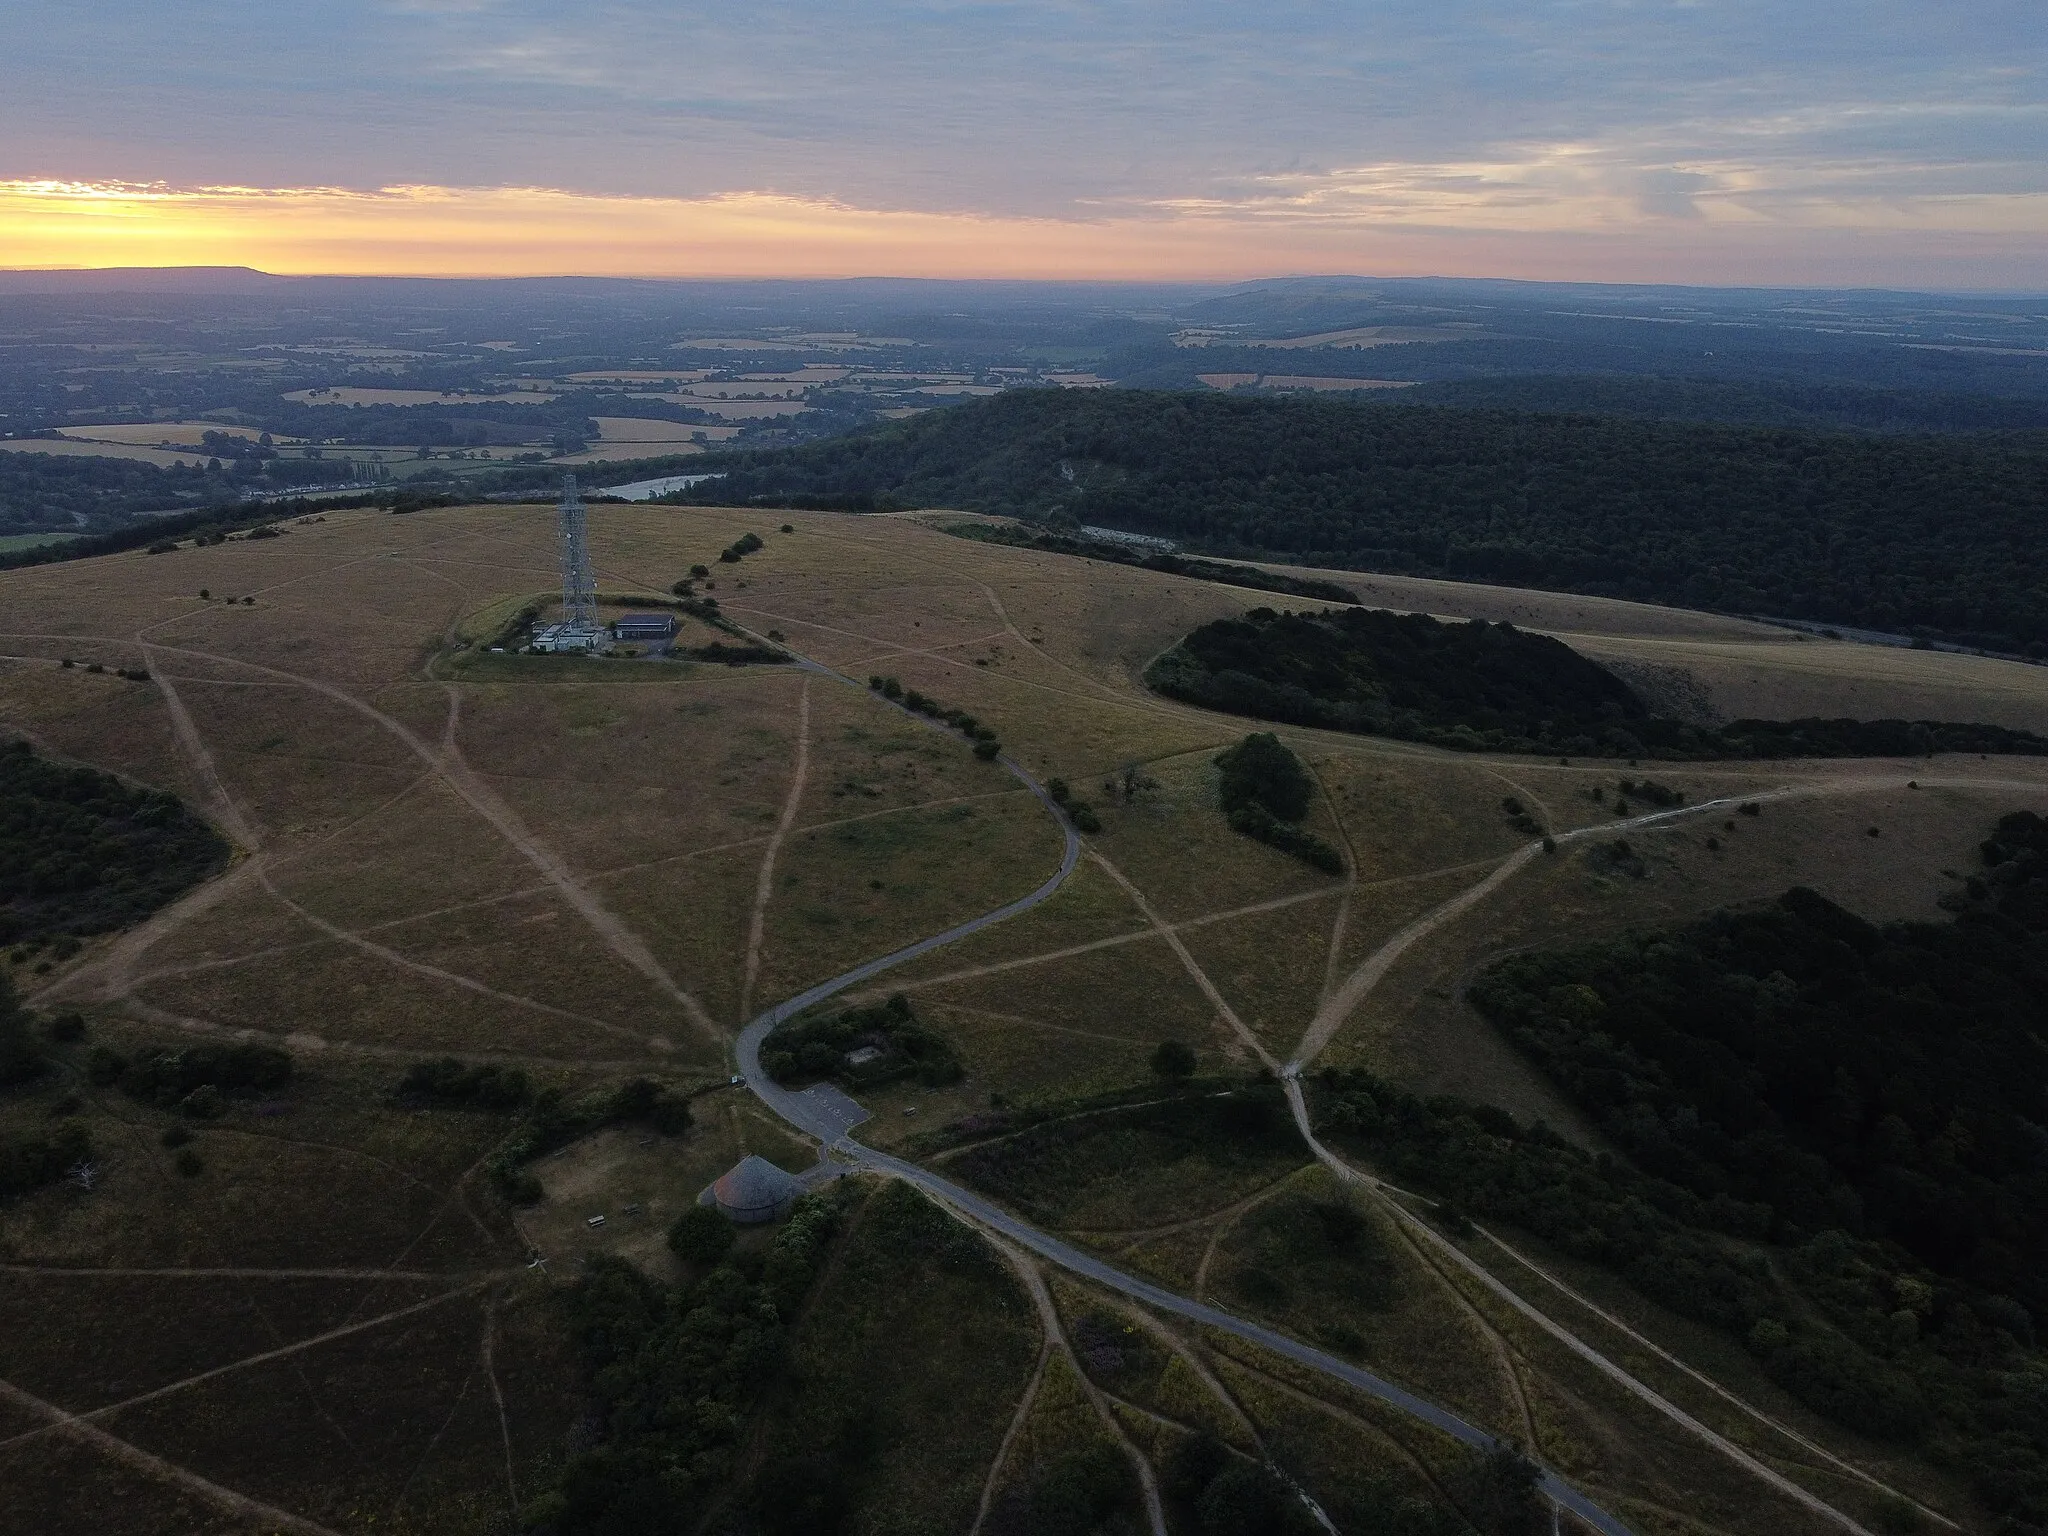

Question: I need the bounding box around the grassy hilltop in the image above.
[0,497,2046,1534]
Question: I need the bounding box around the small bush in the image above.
[398,1057,530,1111]
[159,1125,192,1149]
[1151,1040,1197,1080]
[174,1147,203,1177]
[608,1076,693,1134]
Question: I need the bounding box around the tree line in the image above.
[1146,605,2048,761]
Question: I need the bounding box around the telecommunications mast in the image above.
[557,473,597,629]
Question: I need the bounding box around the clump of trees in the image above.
[1148,605,2048,761]
[685,641,788,666]
[1616,776,1685,808]
[0,972,94,1202]
[0,740,229,946]
[523,1191,842,1534]
[867,675,1004,761]
[482,1077,694,1204]
[1043,776,1101,833]
[1150,1040,1197,1080]
[1213,733,1343,873]
[742,1182,1015,1533]
[717,531,765,564]
[0,1120,94,1203]
[397,1057,532,1111]
[984,1443,1139,1536]
[760,994,962,1090]
[88,1040,292,1118]
[667,1202,736,1264]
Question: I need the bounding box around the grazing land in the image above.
[1,497,2046,1534]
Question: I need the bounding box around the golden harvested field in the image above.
[588,418,707,443]
[0,438,212,467]
[5,499,2048,1534]
[56,423,273,447]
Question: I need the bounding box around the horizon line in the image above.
[4,264,2046,299]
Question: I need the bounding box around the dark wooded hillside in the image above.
[681,390,2048,649]
[1145,606,2048,760]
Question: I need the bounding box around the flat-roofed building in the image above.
[613,612,678,642]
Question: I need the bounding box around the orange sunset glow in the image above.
[5,178,2045,286]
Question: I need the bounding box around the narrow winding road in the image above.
[734,662,1638,1536]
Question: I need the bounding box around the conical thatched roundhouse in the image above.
[698,1154,801,1224]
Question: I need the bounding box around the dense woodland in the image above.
[1147,605,2048,760]
[0,452,252,533]
[532,1192,843,1534]
[1314,811,2048,1527]
[0,740,229,945]
[1399,375,2048,435]
[685,390,2048,649]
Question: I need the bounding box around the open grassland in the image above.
[5,497,2048,1531]
[0,1036,585,1535]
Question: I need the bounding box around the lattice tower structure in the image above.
[557,473,597,627]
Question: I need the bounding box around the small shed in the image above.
[614,612,678,641]
[698,1154,801,1224]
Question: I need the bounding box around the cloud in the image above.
[0,1,2041,281]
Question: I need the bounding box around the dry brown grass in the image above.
[6,497,2047,1531]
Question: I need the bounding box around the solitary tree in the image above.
[1151,1040,1197,1080]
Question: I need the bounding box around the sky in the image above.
[1,0,2043,286]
